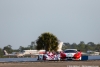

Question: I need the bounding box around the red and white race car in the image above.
[59,49,82,60]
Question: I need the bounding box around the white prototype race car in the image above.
[37,52,60,60]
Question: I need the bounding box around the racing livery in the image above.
[37,52,60,60]
[37,49,82,61]
[60,49,82,60]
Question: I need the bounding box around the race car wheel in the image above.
[37,56,39,60]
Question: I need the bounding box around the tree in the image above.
[62,42,70,50]
[87,42,95,50]
[85,44,91,52]
[78,41,85,51]
[18,46,30,51]
[0,48,4,58]
[36,32,59,52]
[30,41,36,49]
[71,43,78,49]
[3,45,12,53]
[96,44,100,52]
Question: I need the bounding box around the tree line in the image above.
[62,41,100,52]
[0,41,100,58]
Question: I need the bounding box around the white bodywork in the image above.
[64,49,77,57]
[38,52,60,60]
[63,49,81,60]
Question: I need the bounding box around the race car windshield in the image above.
[64,50,77,53]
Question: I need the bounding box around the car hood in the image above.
[64,53,76,57]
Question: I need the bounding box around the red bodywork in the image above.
[60,51,82,60]
[60,52,66,59]
[73,51,81,60]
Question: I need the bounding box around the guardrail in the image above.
[82,55,100,60]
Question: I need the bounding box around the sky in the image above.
[0,0,100,49]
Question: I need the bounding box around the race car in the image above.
[37,52,60,60]
[59,49,82,60]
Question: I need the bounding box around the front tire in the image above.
[37,56,39,60]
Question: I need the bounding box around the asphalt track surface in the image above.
[0,60,100,67]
